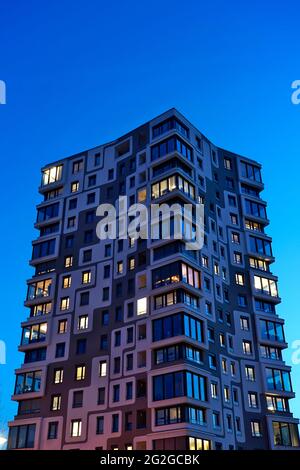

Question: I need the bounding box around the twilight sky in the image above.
[0,0,300,437]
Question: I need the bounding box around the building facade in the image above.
[8,109,299,450]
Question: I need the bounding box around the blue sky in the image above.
[0,0,300,438]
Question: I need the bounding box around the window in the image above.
[238,294,247,307]
[245,366,255,381]
[138,187,147,203]
[75,365,86,381]
[248,392,258,408]
[71,181,79,193]
[266,368,292,392]
[151,174,195,200]
[243,340,252,355]
[113,385,120,402]
[245,199,267,219]
[153,312,203,343]
[51,395,61,411]
[240,316,249,331]
[55,342,65,358]
[137,297,147,315]
[72,390,83,408]
[152,261,200,290]
[114,331,121,347]
[72,160,83,174]
[231,232,240,244]
[224,157,232,170]
[81,270,91,284]
[65,256,73,268]
[260,319,284,342]
[117,261,123,274]
[102,310,109,325]
[31,302,52,317]
[213,412,220,428]
[235,273,245,285]
[32,239,56,259]
[228,195,236,207]
[102,287,109,301]
[100,334,108,350]
[21,323,47,345]
[245,219,263,232]
[99,361,107,377]
[62,275,71,289]
[254,275,278,297]
[155,344,203,366]
[255,299,275,313]
[153,371,206,401]
[126,382,133,400]
[211,383,218,399]
[249,236,272,256]
[96,416,104,435]
[54,368,63,384]
[78,292,89,308]
[42,165,63,186]
[37,202,59,222]
[151,136,193,162]
[48,422,58,440]
[8,424,36,449]
[69,198,77,210]
[273,422,299,447]
[71,419,82,437]
[249,257,268,271]
[251,421,262,437]
[188,437,211,451]
[88,174,96,187]
[76,339,87,354]
[240,161,262,182]
[98,387,105,405]
[94,152,101,166]
[152,117,188,139]
[83,249,92,262]
[67,216,76,228]
[87,192,96,204]
[60,297,70,311]
[266,396,288,412]
[78,315,88,330]
[112,414,119,433]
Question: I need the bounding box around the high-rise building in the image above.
[8,109,299,450]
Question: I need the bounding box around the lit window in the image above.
[82,271,91,284]
[99,361,107,377]
[42,165,63,186]
[51,395,61,411]
[243,340,252,355]
[235,273,245,286]
[71,181,79,193]
[71,419,82,437]
[78,315,88,330]
[60,297,70,311]
[54,368,63,384]
[117,261,123,274]
[137,188,147,203]
[128,257,135,270]
[75,365,86,381]
[62,276,71,289]
[137,297,147,315]
[251,421,261,437]
[65,256,73,268]
[58,319,67,334]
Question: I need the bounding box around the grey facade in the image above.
[7,108,299,450]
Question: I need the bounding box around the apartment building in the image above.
[7,108,299,450]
